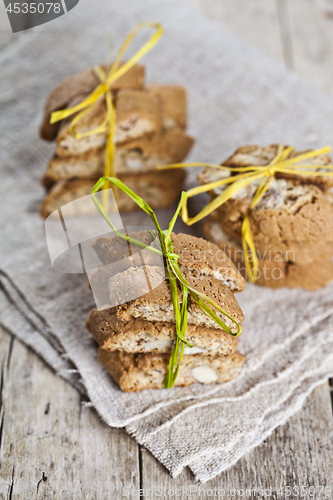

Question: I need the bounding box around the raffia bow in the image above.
[158,145,333,282]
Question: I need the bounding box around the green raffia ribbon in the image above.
[92,177,242,388]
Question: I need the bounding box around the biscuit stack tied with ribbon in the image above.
[39,24,194,217]
[160,144,333,290]
[86,230,246,392]
[199,145,333,290]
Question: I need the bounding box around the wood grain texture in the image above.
[140,383,333,497]
[0,327,140,500]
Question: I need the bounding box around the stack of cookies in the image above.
[200,145,333,290]
[39,63,194,217]
[86,232,246,392]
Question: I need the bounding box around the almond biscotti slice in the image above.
[198,147,333,265]
[92,231,245,293]
[114,266,244,332]
[97,349,246,392]
[40,63,145,141]
[40,168,186,218]
[55,89,163,157]
[204,216,333,290]
[87,308,238,356]
[147,84,187,130]
[42,129,194,188]
[115,128,194,173]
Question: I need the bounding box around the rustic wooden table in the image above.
[1,1,333,498]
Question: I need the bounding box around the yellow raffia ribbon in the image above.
[157,145,333,282]
[49,22,164,208]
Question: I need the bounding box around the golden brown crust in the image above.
[92,230,155,265]
[115,266,244,332]
[40,63,145,141]
[114,89,163,143]
[213,185,333,265]
[97,349,246,392]
[87,308,238,355]
[40,169,187,218]
[171,232,245,292]
[118,128,194,163]
[221,144,333,190]
[55,90,163,157]
[147,84,187,129]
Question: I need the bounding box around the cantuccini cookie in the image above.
[87,231,246,392]
[40,63,194,216]
[40,169,186,218]
[199,145,333,267]
[87,308,239,356]
[56,90,163,157]
[92,231,245,293]
[217,144,333,191]
[40,63,145,141]
[114,266,244,332]
[97,349,246,392]
[204,216,333,290]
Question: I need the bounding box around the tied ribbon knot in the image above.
[49,22,164,205]
[157,145,333,282]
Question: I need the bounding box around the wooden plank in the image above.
[0,326,140,500]
[182,0,285,64]
[286,0,333,97]
[140,382,333,497]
